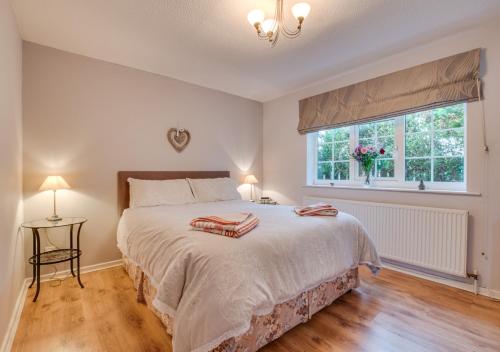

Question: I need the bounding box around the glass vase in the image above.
[360,161,373,187]
[364,171,371,187]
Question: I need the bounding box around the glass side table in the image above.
[21,217,87,302]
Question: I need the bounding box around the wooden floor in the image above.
[12,266,500,352]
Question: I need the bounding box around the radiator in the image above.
[304,196,469,277]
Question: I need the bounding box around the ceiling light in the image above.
[247,9,265,27]
[291,2,311,20]
[261,19,277,34]
[247,0,311,48]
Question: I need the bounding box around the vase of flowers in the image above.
[351,145,385,186]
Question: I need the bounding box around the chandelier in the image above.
[247,1,311,48]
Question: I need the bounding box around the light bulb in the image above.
[247,9,265,26]
[261,19,277,34]
[291,2,311,20]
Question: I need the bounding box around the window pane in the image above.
[334,141,350,160]
[334,127,350,141]
[377,120,395,137]
[376,159,394,178]
[317,162,332,180]
[318,130,332,144]
[405,159,431,181]
[317,143,332,162]
[333,162,349,180]
[358,138,375,148]
[378,136,394,158]
[403,103,465,184]
[405,133,431,157]
[434,129,464,157]
[315,125,351,182]
[433,104,465,129]
[406,111,432,133]
[434,157,464,182]
[359,123,376,139]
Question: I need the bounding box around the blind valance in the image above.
[298,49,481,134]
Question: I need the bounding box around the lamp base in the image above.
[46,215,62,222]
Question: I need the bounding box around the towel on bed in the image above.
[190,212,259,238]
[294,203,339,216]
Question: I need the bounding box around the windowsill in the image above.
[303,184,481,196]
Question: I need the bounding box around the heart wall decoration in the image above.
[167,128,191,153]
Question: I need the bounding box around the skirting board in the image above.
[383,263,500,300]
[0,279,29,352]
[0,259,123,352]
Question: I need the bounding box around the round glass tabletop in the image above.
[21,217,87,229]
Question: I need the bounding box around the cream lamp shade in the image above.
[39,176,71,191]
[243,175,258,185]
[39,176,70,221]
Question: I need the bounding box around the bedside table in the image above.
[21,217,87,302]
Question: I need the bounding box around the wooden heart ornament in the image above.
[167,128,191,152]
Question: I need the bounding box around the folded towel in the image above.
[294,203,338,217]
[190,212,259,238]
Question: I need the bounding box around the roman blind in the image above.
[298,49,481,134]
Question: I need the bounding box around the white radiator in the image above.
[304,196,469,277]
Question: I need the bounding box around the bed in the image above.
[116,171,381,352]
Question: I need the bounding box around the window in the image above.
[317,127,350,180]
[405,105,465,182]
[309,103,466,189]
[357,120,396,178]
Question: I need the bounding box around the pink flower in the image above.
[361,147,368,154]
[380,148,385,155]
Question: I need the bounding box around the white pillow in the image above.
[128,178,195,208]
[187,178,242,202]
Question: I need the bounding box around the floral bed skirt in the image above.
[123,256,359,351]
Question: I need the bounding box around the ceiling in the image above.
[12,0,500,102]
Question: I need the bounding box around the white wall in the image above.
[0,0,24,349]
[263,20,500,292]
[22,42,263,274]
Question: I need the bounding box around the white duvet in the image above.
[117,200,381,352]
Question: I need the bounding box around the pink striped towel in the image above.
[294,203,338,217]
[190,212,259,238]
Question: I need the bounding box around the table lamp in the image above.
[39,176,71,221]
[243,174,258,202]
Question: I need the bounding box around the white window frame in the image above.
[308,104,467,191]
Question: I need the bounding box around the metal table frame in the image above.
[22,218,87,302]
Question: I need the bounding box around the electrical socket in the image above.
[45,245,56,252]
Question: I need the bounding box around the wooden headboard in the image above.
[117,171,230,214]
